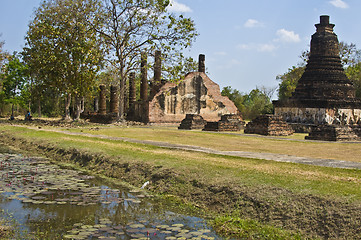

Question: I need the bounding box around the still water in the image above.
[0,146,222,239]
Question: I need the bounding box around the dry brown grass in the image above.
[67,126,361,163]
[55,135,361,187]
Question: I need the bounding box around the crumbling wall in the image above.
[275,107,361,125]
[148,72,238,123]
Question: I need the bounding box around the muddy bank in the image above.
[1,131,361,239]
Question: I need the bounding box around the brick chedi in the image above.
[274,16,361,126]
[244,114,294,136]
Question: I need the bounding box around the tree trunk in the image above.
[118,76,125,121]
[64,93,72,121]
[74,96,82,121]
[11,103,14,118]
[81,97,85,113]
[37,98,41,118]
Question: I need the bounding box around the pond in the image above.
[0,145,223,239]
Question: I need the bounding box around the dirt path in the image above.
[20,125,361,170]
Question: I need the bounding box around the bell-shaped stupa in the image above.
[274,15,361,126]
[291,15,357,105]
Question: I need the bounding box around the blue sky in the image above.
[1,0,361,98]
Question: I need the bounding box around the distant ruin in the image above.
[87,53,238,124]
[128,53,238,124]
[273,15,361,140]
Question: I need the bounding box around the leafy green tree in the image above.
[0,34,7,71]
[276,66,305,100]
[222,86,273,120]
[243,88,273,120]
[0,54,30,117]
[163,53,198,83]
[92,0,198,119]
[339,42,361,67]
[0,36,6,115]
[341,42,361,98]
[345,63,361,98]
[23,0,105,120]
[221,86,246,114]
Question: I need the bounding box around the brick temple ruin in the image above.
[203,114,244,132]
[87,53,238,124]
[273,15,361,140]
[244,115,294,136]
[178,114,207,130]
[141,54,238,124]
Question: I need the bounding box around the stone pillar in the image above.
[154,50,161,84]
[140,52,148,102]
[198,54,205,73]
[129,72,136,106]
[140,52,149,123]
[124,79,128,114]
[151,50,162,98]
[98,84,107,115]
[110,85,119,114]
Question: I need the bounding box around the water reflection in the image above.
[0,151,221,239]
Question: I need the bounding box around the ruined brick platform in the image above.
[83,113,118,124]
[203,114,244,132]
[306,124,361,141]
[178,114,207,130]
[244,114,294,136]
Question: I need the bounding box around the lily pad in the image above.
[129,223,145,228]
[172,223,184,228]
[156,225,169,229]
[189,231,203,236]
[166,227,181,232]
[63,234,78,239]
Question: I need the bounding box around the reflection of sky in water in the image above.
[0,152,223,239]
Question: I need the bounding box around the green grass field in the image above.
[1,125,360,201]
[1,123,361,239]
[60,124,361,163]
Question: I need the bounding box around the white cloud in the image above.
[258,44,277,52]
[167,0,192,13]
[214,51,227,56]
[229,59,241,65]
[329,0,349,8]
[237,43,277,52]
[216,59,241,70]
[275,29,301,43]
[244,19,263,28]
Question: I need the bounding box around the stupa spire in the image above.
[290,15,355,103]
